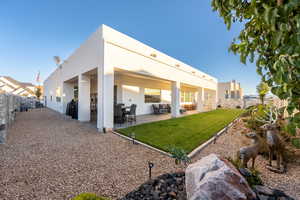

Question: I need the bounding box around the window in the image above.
[225,90,229,99]
[145,88,161,103]
[74,86,78,101]
[231,91,235,99]
[55,87,62,102]
[180,91,195,103]
[56,87,61,97]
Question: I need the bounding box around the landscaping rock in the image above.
[120,171,186,200]
[185,153,256,200]
[252,185,295,200]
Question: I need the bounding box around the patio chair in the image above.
[114,104,125,124]
[166,104,171,113]
[159,104,169,113]
[125,104,137,123]
[180,108,186,114]
[152,104,160,114]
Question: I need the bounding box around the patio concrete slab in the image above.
[114,110,199,129]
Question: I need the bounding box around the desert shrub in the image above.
[168,146,191,165]
[241,105,259,117]
[243,104,271,134]
[291,138,300,149]
[227,157,263,187]
[245,169,263,187]
[72,193,110,200]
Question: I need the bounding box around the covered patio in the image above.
[112,69,208,128]
[114,110,199,129]
[61,68,216,130]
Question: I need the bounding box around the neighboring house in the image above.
[217,80,244,108]
[43,24,218,132]
[243,95,288,109]
[0,76,38,97]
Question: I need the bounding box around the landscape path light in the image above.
[130,132,136,144]
[148,161,154,180]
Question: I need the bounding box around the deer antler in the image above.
[255,106,278,125]
[256,116,269,124]
[268,107,278,124]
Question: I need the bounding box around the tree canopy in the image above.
[211,0,300,114]
[35,87,42,100]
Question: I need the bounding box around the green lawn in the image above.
[117,109,244,154]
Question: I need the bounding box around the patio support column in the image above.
[78,74,91,122]
[171,81,180,117]
[197,87,204,112]
[97,63,114,132]
[213,90,218,109]
[62,82,74,114]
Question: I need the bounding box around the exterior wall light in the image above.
[150,53,157,58]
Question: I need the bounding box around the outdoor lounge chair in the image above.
[152,104,169,114]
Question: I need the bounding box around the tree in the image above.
[211,0,300,115]
[35,87,42,100]
[257,82,270,105]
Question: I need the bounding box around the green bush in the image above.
[291,138,300,149]
[72,193,110,200]
[227,157,263,187]
[244,104,273,134]
[168,146,191,165]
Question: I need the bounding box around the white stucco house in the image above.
[44,25,218,132]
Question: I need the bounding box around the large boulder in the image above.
[185,154,256,200]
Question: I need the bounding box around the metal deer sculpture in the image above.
[256,107,286,172]
[238,132,263,168]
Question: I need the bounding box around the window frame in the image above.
[144,88,161,103]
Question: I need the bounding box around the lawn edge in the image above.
[187,117,241,158]
[112,130,172,157]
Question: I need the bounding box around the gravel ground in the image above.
[192,119,300,199]
[0,109,182,200]
[1,109,299,200]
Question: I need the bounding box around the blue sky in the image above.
[0,0,260,94]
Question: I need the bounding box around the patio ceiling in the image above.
[114,68,171,85]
